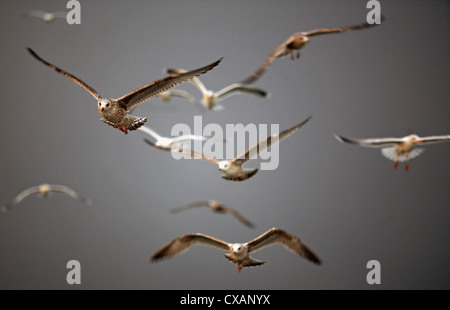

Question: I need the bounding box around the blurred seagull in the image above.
[139,126,209,151]
[165,68,268,111]
[241,16,385,84]
[151,227,321,272]
[174,116,311,181]
[1,184,92,213]
[22,10,67,23]
[27,48,222,134]
[334,133,450,170]
[170,200,255,228]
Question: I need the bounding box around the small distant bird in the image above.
[151,227,321,272]
[27,48,222,134]
[165,68,268,111]
[1,184,92,213]
[22,10,67,23]
[241,16,385,84]
[170,200,255,228]
[174,116,311,181]
[334,133,450,170]
[139,126,210,151]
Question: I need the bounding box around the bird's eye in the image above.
[98,102,101,106]
[106,103,110,107]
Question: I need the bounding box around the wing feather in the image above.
[233,115,311,165]
[27,48,100,100]
[150,233,229,261]
[247,228,321,265]
[119,58,222,110]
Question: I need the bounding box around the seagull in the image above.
[151,227,321,272]
[1,184,92,213]
[27,48,222,134]
[139,126,210,151]
[165,68,268,111]
[240,16,385,84]
[170,200,255,228]
[173,116,311,181]
[22,10,67,23]
[334,133,450,170]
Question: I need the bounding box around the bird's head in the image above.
[98,98,113,116]
[218,160,231,172]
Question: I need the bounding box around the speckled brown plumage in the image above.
[27,48,222,134]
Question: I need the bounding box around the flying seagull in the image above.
[139,126,210,151]
[170,200,255,228]
[22,10,67,23]
[165,68,268,111]
[334,133,450,170]
[27,48,222,134]
[151,227,321,272]
[1,183,92,213]
[241,16,385,84]
[173,115,311,181]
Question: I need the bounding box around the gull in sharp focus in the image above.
[240,16,385,84]
[170,200,255,228]
[173,115,311,181]
[334,133,450,170]
[22,10,67,23]
[165,68,268,111]
[151,227,321,272]
[139,126,210,151]
[27,48,222,134]
[1,184,92,213]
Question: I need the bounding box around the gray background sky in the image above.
[0,0,449,290]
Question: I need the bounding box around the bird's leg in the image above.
[290,51,295,60]
[237,263,243,272]
[116,124,128,135]
[404,153,410,171]
[296,51,300,59]
[393,154,399,169]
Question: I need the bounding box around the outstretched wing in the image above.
[1,186,41,213]
[304,15,385,37]
[150,233,230,261]
[334,134,404,148]
[239,42,287,85]
[233,115,312,165]
[247,228,322,265]
[420,135,450,144]
[215,83,268,100]
[170,201,211,214]
[164,68,209,94]
[218,204,255,228]
[118,58,222,111]
[174,149,219,165]
[49,185,93,206]
[27,48,100,100]
[138,126,163,141]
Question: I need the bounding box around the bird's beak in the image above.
[417,140,423,144]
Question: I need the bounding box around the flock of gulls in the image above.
[3,7,449,275]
